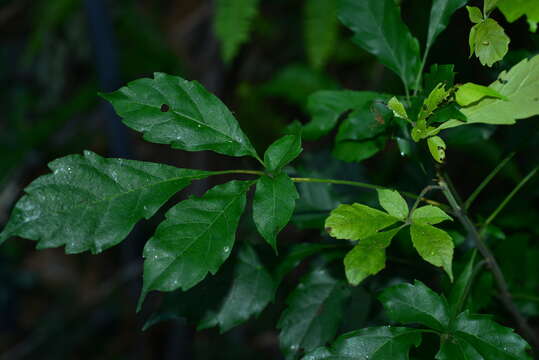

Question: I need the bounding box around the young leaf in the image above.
[455,82,508,106]
[410,224,454,280]
[252,174,299,251]
[344,228,401,285]
[466,6,484,23]
[470,18,510,67]
[427,0,469,50]
[379,280,450,331]
[302,326,422,360]
[198,244,274,332]
[325,203,400,241]
[419,83,451,122]
[139,180,251,309]
[214,0,260,63]
[304,0,339,69]
[484,0,501,14]
[457,55,539,126]
[303,90,384,140]
[264,134,303,172]
[427,135,447,163]
[377,189,409,220]
[278,268,350,358]
[387,97,409,120]
[100,73,259,160]
[338,0,421,89]
[412,205,453,225]
[0,151,211,253]
[447,311,532,359]
[424,64,456,95]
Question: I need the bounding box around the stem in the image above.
[407,184,441,223]
[437,169,539,351]
[454,258,486,316]
[413,47,430,96]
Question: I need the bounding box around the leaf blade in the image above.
[410,224,454,280]
[427,0,469,50]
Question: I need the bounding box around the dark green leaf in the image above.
[428,103,467,124]
[253,174,298,251]
[436,337,484,360]
[427,0,469,50]
[264,135,303,172]
[304,0,339,69]
[344,228,401,285]
[0,151,211,253]
[335,102,391,142]
[214,0,260,62]
[139,180,251,309]
[302,326,422,360]
[198,244,274,332]
[379,280,450,331]
[339,0,421,89]
[448,251,477,315]
[101,73,259,159]
[424,64,456,96]
[278,268,350,357]
[410,224,454,280]
[274,243,337,284]
[332,138,387,163]
[304,90,383,140]
[377,189,409,220]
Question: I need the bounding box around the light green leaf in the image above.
[456,55,539,126]
[410,224,454,280]
[427,136,447,163]
[304,90,384,140]
[456,82,508,106]
[101,73,259,159]
[470,18,510,67]
[377,189,409,220]
[139,180,251,309]
[412,205,453,225]
[301,326,422,360]
[198,244,274,332]
[338,0,421,89]
[264,135,302,172]
[379,280,450,331]
[344,228,401,285]
[419,83,451,122]
[467,6,484,23]
[427,0,469,49]
[278,268,350,358]
[325,203,399,241]
[214,0,260,62]
[498,0,539,32]
[252,174,299,251]
[304,0,339,69]
[388,97,409,120]
[0,151,211,253]
[484,0,500,14]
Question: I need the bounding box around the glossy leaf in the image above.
[410,224,454,280]
[302,326,422,360]
[304,0,339,69]
[278,268,350,357]
[377,189,409,220]
[139,180,251,309]
[214,0,260,62]
[325,203,399,241]
[467,6,484,23]
[338,0,421,89]
[198,244,274,332]
[455,82,508,106]
[412,205,453,225]
[303,90,383,140]
[252,174,299,251]
[379,280,450,331]
[344,228,401,285]
[0,151,211,253]
[427,135,447,163]
[427,0,469,50]
[388,97,409,120]
[101,73,259,159]
[264,134,303,172]
[469,19,510,67]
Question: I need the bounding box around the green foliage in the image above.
[304,0,339,69]
[263,134,303,172]
[469,18,510,67]
[497,0,539,32]
[427,0,469,50]
[377,189,409,220]
[455,82,508,106]
[214,0,260,62]
[410,223,454,280]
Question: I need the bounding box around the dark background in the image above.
[1,0,538,359]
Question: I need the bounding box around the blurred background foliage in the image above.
[0,0,538,359]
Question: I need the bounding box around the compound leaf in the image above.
[377,189,409,220]
[410,224,454,280]
[214,0,260,62]
[339,0,421,89]
[412,205,453,225]
[379,280,450,331]
[198,244,274,332]
[302,326,422,360]
[278,268,350,358]
[139,180,251,309]
[253,174,299,251]
[304,0,339,69]
[325,203,399,241]
[101,73,259,159]
[264,134,303,172]
[427,0,469,50]
[0,151,211,253]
